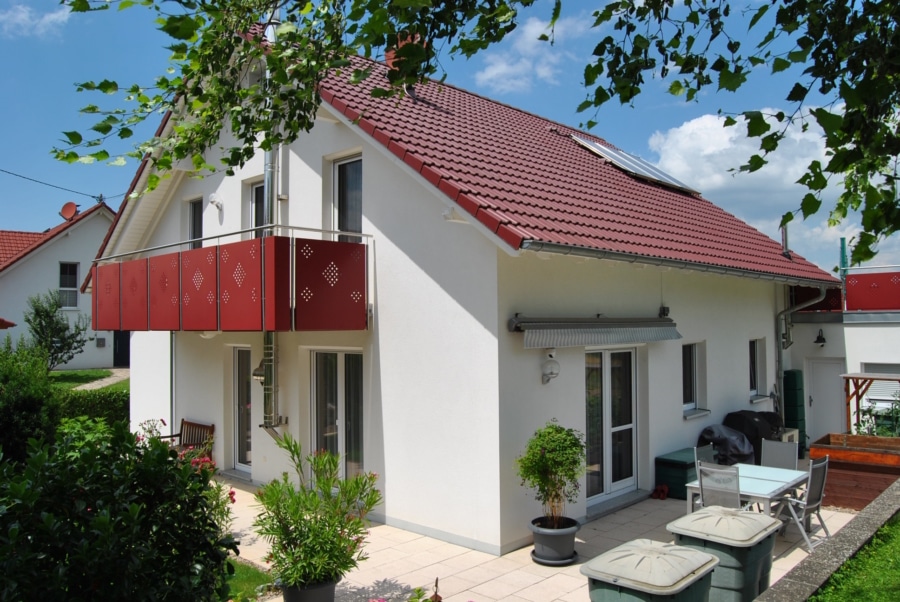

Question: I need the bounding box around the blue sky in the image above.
[2,0,897,272]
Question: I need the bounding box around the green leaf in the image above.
[62,131,83,145]
[772,57,790,73]
[786,83,808,102]
[744,111,771,137]
[160,14,199,41]
[96,80,119,94]
[800,193,822,217]
[779,211,795,228]
[723,116,737,127]
[812,108,843,135]
[718,67,746,92]
[668,80,685,96]
[748,4,769,29]
[91,122,113,135]
[742,154,767,172]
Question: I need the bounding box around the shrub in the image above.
[0,338,58,464]
[0,419,237,600]
[57,388,129,425]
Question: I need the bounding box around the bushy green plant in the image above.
[23,290,92,371]
[0,418,238,600]
[57,388,129,424]
[254,433,382,588]
[0,337,58,464]
[516,419,586,528]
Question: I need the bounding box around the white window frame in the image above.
[58,262,79,309]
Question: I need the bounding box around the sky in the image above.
[2,0,898,274]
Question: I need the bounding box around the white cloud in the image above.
[0,5,69,39]
[646,111,900,271]
[473,14,591,95]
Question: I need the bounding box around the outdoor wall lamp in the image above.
[814,329,827,347]
[209,193,223,211]
[542,349,560,385]
[252,359,266,383]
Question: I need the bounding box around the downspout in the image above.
[775,285,827,421]
[260,9,285,440]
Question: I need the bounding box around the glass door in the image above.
[234,348,252,469]
[313,351,364,477]
[586,349,636,500]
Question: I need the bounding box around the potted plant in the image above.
[254,434,382,602]
[516,419,586,566]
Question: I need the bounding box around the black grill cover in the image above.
[697,424,755,465]
[723,410,777,465]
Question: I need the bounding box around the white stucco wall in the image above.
[497,254,783,550]
[0,209,114,369]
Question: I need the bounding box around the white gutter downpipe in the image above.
[260,9,285,439]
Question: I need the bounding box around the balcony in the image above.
[92,233,368,332]
[793,270,900,314]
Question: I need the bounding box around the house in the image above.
[91,56,838,555]
[788,268,900,441]
[0,202,119,369]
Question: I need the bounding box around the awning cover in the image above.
[509,316,682,349]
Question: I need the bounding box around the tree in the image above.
[24,290,93,371]
[58,0,899,264]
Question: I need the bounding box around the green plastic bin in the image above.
[667,507,781,602]
[580,538,719,601]
[655,447,696,500]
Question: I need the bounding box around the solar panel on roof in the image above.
[572,135,699,194]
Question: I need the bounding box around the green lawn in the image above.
[227,559,274,601]
[49,369,112,389]
[100,378,130,393]
[809,516,900,601]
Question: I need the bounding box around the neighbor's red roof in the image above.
[318,57,836,286]
[0,202,114,275]
[0,317,16,329]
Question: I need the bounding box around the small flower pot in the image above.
[282,580,337,602]
[529,516,580,566]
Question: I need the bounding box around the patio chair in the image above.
[776,455,832,552]
[761,439,799,470]
[697,461,742,509]
[694,443,717,466]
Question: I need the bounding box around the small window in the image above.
[59,262,79,308]
[188,199,203,250]
[335,158,362,243]
[682,343,697,410]
[251,183,266,238]
[749,339,766,397]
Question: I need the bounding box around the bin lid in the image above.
[580,539,719,595]
[667,506,782,546]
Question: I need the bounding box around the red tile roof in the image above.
[0,202,114,275]
[319,57,837,286]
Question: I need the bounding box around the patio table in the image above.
[685,463,807,515]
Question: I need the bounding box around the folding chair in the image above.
[761,439,799,470]
[697,461,742,509]
[694,443,717,466]
[776,455,832,552]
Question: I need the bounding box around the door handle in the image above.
[809,395,814,407]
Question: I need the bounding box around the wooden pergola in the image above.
[843,373,900,430]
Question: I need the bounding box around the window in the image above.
[682,344,697,410]
[188,199,203,249]
[251,183,266,238]
[314,351,364,478]
[335,158,362,242]
[59,263,79,308]
[749,339,766,397]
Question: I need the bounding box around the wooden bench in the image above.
[161,419,215,453]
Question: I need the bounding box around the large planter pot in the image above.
[529,516,580,566]
[282,580,337,602]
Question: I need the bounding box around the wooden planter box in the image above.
[810,433,900,473]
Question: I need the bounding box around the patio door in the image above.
[586,349,636,500]
[234,348,252,470]
[313,351,364,477]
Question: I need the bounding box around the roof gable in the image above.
[318,57,836,286]
[0,202,115,275]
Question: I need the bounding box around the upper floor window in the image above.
[188,199,203,250]
[59,262,78,308]
[335,157,362,242]
[251,183,266,238]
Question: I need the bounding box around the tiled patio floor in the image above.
[224,475,854,602]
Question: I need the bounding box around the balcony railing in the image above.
[92,228,368,332]
[792,268,900,313]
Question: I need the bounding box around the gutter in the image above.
[519,241,837,288]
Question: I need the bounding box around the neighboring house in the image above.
[789,269,900,442]
[91,56,838,555]
[0,202,118,369]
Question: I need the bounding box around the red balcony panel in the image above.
[792,286,843,312]
[295,239,367,331]
[219,239,263,331]
[94,263,121,331]
[149,253,181,330]
[120,258,149,331]
[181,247,219,331]
[846,272,900,311]
[264,236,292,331]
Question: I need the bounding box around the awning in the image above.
[508,316,682,349]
